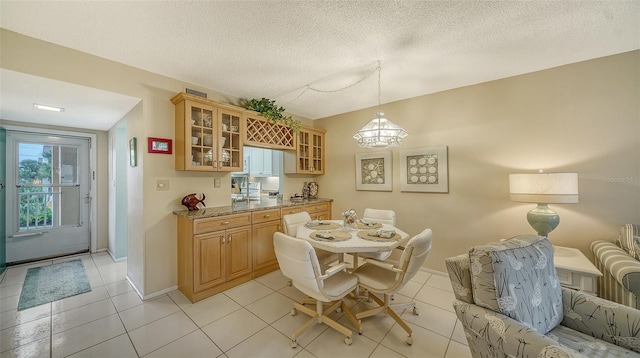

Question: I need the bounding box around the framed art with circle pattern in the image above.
[400,146,448,193]
[355,151,392,191]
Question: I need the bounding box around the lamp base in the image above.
[527,203,559,237]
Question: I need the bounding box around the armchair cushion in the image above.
[469,234,562,334]
[561,288,640,353]
[453,301,582,358]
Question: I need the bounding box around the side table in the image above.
[553,246,602,295]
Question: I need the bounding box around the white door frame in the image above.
[2,124,98,255]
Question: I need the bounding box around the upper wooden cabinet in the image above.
[172,93,243,172]
[284,126,325,174]
[172,93,326,173]
[217,108,243,172]
[244,113,295,150]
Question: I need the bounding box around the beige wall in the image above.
[315,50,640,271]
[0,29,318,296]
[2,28,638,294]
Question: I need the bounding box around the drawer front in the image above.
[281,206,303,216]
[556,269,574,286]
[194,213,251,234]
[303,202,330,214]
[252,209,281,224]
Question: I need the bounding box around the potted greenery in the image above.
[243,98,301,133]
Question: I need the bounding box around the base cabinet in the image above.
[178,202,332,303]
[225,226,253,280]
[193,231,225,292]
[252,208,282,276]
[303,202,331,221]
[178,213,253,302]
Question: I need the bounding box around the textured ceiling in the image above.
[1,1,639,128]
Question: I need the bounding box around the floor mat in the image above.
[17,259,92,310]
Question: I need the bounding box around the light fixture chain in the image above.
[281,64,380,106]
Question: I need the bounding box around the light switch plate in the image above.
[214,178,221,188]
[156,180,170,191]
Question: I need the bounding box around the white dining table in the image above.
[296,220,410,254]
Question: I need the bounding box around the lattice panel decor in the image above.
[245,117,295,149]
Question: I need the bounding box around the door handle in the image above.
[9,231,49,239]
[0,180,4,192]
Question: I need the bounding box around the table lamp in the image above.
[509,171,579,237]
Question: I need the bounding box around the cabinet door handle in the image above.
[221,221,230,225]
[228,234,232,242]
[263,214,270,218]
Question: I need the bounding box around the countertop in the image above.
[173,198,333,219]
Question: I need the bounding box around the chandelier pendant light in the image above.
[353,61,408,148]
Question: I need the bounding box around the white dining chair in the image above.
[352,228,433,345]
[357,208,397,262]
[273,232,361,347]
[283,211,340,266]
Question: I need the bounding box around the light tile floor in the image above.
[0,252,471,358]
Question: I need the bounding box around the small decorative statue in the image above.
[303,181,310,200]
[181,193,206,211]
[342,209,358,230]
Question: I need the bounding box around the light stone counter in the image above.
[173,198,333,219]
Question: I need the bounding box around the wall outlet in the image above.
[214,178,221,188]
[156,180,170,191]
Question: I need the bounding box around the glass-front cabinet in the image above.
[284,126,325,174]
[189,102,216,170]
[218,109,242,171]
[172,93,242,172]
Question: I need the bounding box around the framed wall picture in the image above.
[355,151,392,191]
[400,146,448,193]
[148,137,172,154]
[129,137,137,167]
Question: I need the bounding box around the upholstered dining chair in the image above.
[356,208,398,262]
[282,211,340,265]
[352,228,433,345]
[273,232,361,347]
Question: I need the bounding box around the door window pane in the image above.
[17,143,80,230]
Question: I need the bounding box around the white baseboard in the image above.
[142,285,179,301]
[423,268,448,277]
[126,275,178,301]
[105,249,127,262]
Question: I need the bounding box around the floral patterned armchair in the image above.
[446,235,640,358]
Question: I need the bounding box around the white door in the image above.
[5,132,91,263]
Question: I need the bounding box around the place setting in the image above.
[309,229,352,242]
[356,229,401,242]
[355,219,382,229]
[305,220,342,230]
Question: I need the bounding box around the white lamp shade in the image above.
[353,112,408,148]
[509,172,579,203]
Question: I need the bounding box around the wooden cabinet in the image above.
[172,93,243,172]
[284,126,325,174]
[177,201,332,303]
[280,205,302,233]
[244,114,295,150]
[303,202,331,221]
[178,212,252,302]
[193,231,225,292]
[251,209,281,276]
[218,108,243,172]
[225,226,252,280]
